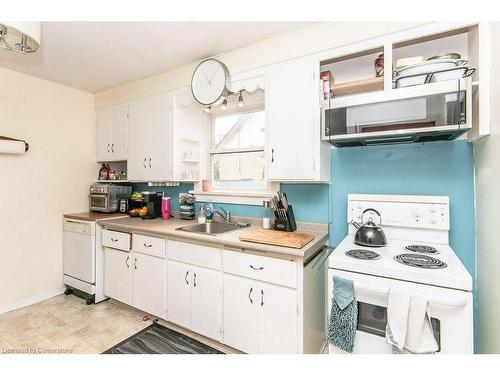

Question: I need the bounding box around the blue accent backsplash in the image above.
[330,140,476,278]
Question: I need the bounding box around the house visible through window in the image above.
[211,110,266,190]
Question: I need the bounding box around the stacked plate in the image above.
[394,54,475,88]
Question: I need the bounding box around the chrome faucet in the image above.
[214,207,231,223]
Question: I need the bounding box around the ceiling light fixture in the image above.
[0,22,41,54]
[238,91,245,108]
[221,99,228,111]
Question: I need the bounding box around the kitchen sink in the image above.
[175,222,246,236]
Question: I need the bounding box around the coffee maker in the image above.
[141,192,163,220]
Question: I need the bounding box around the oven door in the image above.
[327,269,473,354]
[89,194,109,212]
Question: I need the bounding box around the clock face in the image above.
[191,59,230,106]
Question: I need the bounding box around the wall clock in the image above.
[191,59,231,106]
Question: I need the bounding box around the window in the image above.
[211,110,266,190]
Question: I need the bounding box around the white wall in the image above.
[95,22,427,108]
[475,22,500,354]
[0,67,95,310]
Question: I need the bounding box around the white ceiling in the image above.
[0,22,311,93]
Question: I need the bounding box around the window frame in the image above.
[209,106,268,192]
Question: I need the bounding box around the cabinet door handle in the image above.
[143,158,147,168]
[110,238,118,242]
[271,148,274,163]
[193,273,197,288]
[143,243,152,248]
[134,258,137,270]
[185,270,189,285]
[125,256,130,268]
[148,157,152,168]
[261,289,264,306]
[250,265,264,271]
[111,143,114,153]
[248,287,253,304]
[107,144,110,153]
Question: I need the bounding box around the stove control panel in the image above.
[348,195,449,230]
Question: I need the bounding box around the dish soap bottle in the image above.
[205,203,214,223]
[198,204,206,224]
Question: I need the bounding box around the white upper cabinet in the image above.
[266,55,330,182]
[128,93,172,181]
[96,106,128,162]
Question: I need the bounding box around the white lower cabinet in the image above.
[223,274,298,354]
[104,247,165,318]
[132,252,165,319]
[167,260,222,341]
[104,248,132,305]
[103,234,308,353]
[191,265,222,341]
[258,282,298,354]
[223,275,259,353]
[166,261,191,329]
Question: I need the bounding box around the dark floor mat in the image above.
[102,322,224,354]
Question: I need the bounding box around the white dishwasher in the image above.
[63,218,97,304]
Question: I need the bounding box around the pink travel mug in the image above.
[161,197,171,220]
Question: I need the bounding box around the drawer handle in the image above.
[125,256,130,268]
[111,238,118,242]
[185,271,189,285]
[261,289,264,306]
[250,265,264,271]
[143,243,152,248]
[248,287,253,304]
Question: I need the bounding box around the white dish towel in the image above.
[385,287,439,354]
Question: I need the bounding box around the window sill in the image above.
[190,189,277,206]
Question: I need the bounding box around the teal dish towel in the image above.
[328,275,358,353]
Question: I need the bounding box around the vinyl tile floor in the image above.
[0,294,236,354]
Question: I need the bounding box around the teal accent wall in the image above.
[131,183,329,223]
[330,140,476,278]
[192,184,329,223]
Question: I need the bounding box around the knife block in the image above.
[274,205,297,232]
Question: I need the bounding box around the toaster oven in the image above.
[89,183,131,213]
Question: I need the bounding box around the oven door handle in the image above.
[353,282,468,308]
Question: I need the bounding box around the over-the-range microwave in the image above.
[321,79,472,147]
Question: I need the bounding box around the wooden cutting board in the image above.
[239,229,315,249]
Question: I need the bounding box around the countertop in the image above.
[63,212,128,222]
[100,216,329,260]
